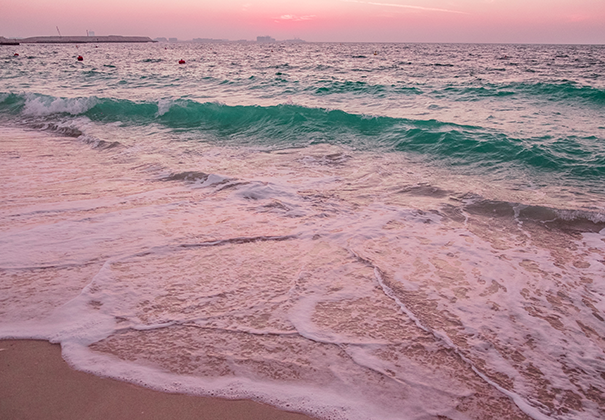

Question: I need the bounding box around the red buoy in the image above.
[77,55,83,61]
[178,59,186,64]
[13,53,19,57]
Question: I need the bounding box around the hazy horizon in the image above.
[5,36,605,46]
[2,0,604,45]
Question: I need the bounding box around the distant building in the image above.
[87,31,95,37]
[154,37,168,42]
[257,36,276,43]
[169,37,178,43]
[192,38,229,43]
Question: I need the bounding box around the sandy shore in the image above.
[0,340,316,420]
[0,130,315,420]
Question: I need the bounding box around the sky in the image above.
[2,0,604,44]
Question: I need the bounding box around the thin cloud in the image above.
[343,0,469,14]
[278,15,317,21]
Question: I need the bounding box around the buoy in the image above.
[179,59,186,64]
[77,55,83,61]
[13,53,19,57]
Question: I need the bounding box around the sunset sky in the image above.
[2,0,604,44]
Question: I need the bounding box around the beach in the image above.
[0,128,316,420]
[1,42,604,420]
[0,339,314,420]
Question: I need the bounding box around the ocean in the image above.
[1,42,604,420]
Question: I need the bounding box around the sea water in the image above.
[0,42,604,420]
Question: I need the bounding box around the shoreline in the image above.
[0,339,317,420]
[0,129,316,420]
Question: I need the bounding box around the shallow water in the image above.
[1,42,604,420]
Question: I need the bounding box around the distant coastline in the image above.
[153,36,306,44]
[1,35,305,46]
[0,37,19,45]
[1,36,155,45]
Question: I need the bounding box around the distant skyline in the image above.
[2,0,604,44]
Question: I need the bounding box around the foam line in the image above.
[350,248,556,420]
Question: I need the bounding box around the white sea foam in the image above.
[22,94,97,116]
[1,102,605,420]
[156,98,174,117]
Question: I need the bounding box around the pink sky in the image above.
[2,0,604,43]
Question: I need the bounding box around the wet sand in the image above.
[0,339,316,420]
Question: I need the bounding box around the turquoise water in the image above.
[2,43,605,193]
[1,42,604,420]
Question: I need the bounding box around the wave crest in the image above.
[1,92,604,180]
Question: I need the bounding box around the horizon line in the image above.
[2,35,604,46]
